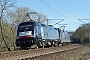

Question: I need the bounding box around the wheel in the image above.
[62,43,65,46]
[54,42,58,47]
[36,46,38,49]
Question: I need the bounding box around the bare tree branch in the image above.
[0,0,16,51]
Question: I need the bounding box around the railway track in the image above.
[0,44,84,60]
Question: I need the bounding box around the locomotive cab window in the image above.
[18,22,34,34]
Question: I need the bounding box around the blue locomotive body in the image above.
[15,20,71,48]
[16,20,45,47]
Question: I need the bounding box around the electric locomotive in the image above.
[15,20,71,49]
[16,20,45,48]
[60,30,71,46]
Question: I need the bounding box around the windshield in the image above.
[18,22,34,34]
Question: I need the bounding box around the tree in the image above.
[37,13,47,24]
[73,23,90,44]
[0,0,16,51]
[7,7,48,27]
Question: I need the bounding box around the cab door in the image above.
[41,27,44,38]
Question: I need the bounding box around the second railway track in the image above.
[0,44,84,60]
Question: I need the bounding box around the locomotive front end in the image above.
[15,21,35,47]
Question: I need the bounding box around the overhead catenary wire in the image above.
[21,0,43,12]
[47,19,64,26]
[78,19,90,24]
[19,0,66,26]
[53,0,89,24]
[53,0,77,18]
[39,0,77,24]
[20,0,58,19]
[53,19,64,25]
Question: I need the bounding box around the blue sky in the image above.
[16,0,90,31]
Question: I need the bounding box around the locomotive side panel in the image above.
[35,22,44,39]
[60,30,71,45]
[65,32,70,42]
[45,25,59,40]
[44,25,59,46]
